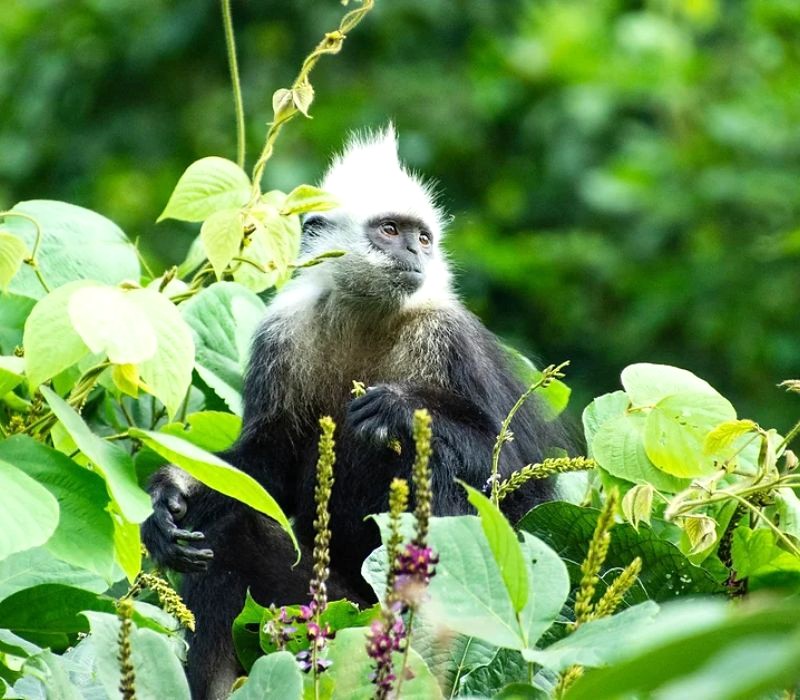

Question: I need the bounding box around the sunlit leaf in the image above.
[158,157,251,223]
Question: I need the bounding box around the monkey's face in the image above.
[300,211,447,307]
[363,215,434,292]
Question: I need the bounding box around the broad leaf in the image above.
[566,599,800,699]
[67,285,157,364]
[0,436,115,579]
[521,602,659,672]
[161,411,242,452]
[231,652,302,700]
[129,429,297,554]
[128,287,195,418]
[406,516,568,650]
[620,363,720,407]
[201,208,244,279]
[0,355,24,396]
[41,387,152,523]
[232,208,300,293]
[325,627,443,699]
[592,413,689,492]
[581,390,629,452]
[158,156,251,223]
[0,459,59,561]
[82,611,191,700]
[0,232,28,290]
[4,200,140,300]
[644,391,736,477]
[23,281,92,388]
[461,482,529,614]
[518,502,724,603]
[0,548,106,603]
[182,282,265,414]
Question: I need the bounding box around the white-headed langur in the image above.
[143,126,574,699]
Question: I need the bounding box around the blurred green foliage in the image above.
[2,0,799,428]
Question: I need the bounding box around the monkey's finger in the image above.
[171,529,205,542]
[174,545,213,564]
[347,399,385,424]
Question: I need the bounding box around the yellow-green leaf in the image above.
[280,185,339,216]
[158,157,251,223]
[0,231,29,290]
[201,208,244,279]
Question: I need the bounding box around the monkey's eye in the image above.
[379,221,399,236]
[419,231,432,246]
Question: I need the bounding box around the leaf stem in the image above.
[249,0,375,199]
[490,361,569,506]
[0,210,50,293]
[220,0,246,169]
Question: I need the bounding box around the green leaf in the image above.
[4,201,140,301]
[232,208,300,293]
[161,411,242,452]
[280,185,339,216]
[23,281,92,388]
[581,390,629,453]
[621,483,654,531]
[0,355,24,396]
[0,292,35,355]
[565,598,800,700]
[128,428,297,555]
[495,683,549,700]
[128,288,195,419]
[325,627,443,699]
[418,517,567,650]
[113,510,143,583]
[409,619,497,698]
[517,502,723,603]
[41,387,152,523]
[644,391,736,477]
[230,652,302,700]
[82,611,191,699]
[182,282,266,414]
[620,363,721,407]
[0,459,59,562]
[592,413,690,492]
[67,284,157,364]
[201,208,244,279]
[460,648,528,698]
[461,482,529,614]
[503,345,571,419]
[158,157,251,223]
[0,232,28,291]
[682,514,718,556]
[14,649,82,700]
[0,585,115,640]
[0,548,106,603]
[0,436,115,579]
[521,602,659,672]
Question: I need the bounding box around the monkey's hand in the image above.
[141,469,213,573]
[346,385,412,448]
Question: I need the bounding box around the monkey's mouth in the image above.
[396,269,423,291]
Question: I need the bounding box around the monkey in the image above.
[142,126,574,699]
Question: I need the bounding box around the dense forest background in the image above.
[2,0,799,428]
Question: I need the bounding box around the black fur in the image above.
[143,301,573,699]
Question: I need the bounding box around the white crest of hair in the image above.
[320,124,446,236]
[268,124,456,321]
